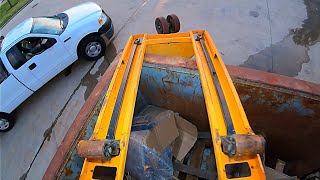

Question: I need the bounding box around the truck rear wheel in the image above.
[0,112,14,132]
[78,35,106,61]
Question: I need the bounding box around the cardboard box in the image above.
[172,113,198,161]
[146,109,179,153]
[134,105,179,153]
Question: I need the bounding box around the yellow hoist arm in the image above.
[78,30,265,180]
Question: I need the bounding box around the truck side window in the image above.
[6,37,56,70]
[0,59,9,84]
[6,45,27,70]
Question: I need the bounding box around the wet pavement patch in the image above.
[241,0,320,77]
[291,0,320,46]
[249,10,259,18]
[19,172,27,180]
[80,42,117,100]
[241,36,310,77]
[43,125,54,141]
[64,64,74,77]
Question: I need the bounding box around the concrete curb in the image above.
[0,0,33,30]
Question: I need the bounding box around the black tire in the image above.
[155,17,170,34]
[0,112,14,132]
[167,14,180,33]
[78,35,106,61]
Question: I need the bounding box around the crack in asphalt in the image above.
[111,0,149,40]
[265,0,274,72]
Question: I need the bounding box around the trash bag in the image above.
[126,105,176,180]
[125,130,173,180]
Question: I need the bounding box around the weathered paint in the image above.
[58,98,107,179]
[139,63,208,131]
[233,78,320,177]
[55,62,320,179]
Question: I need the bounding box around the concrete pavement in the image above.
[0,0,319,179]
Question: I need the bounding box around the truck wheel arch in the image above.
[76,32,103,58]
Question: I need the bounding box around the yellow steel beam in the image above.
[79,31,265,180]
[190,31,265,179]
[146,37,191,44]
[79,34,146,180]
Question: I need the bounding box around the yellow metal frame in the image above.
[79,30,265,180]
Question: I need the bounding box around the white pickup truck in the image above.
[0,2,114,132]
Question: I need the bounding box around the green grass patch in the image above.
[0,0,30,27]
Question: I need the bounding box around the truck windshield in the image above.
[31,17,63,35]
[0,59,9,84]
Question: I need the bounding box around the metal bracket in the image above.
[195,34,203,41]
[134,38,142,45]
[221,136,237,158]
[104,140,120,160]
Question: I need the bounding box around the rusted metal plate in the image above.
[58,113,100,179]
[233,78,320,177]
[139,63,209,131]
[139,62,320,177]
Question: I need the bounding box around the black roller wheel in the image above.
[167,14,180,33]
[155,17,169,34]
[0,112,14,132]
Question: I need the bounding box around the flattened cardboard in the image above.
[146,110,179,153]
[172,114,198,161]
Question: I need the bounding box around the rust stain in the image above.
[144,166,151,171]
[46,52,320,179]
[65,168,73,176]
[144,53,198,70]
[234,81,320,177]
[140,79,209,132]
[140,64,320,177]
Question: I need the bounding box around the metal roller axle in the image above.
[221,134,265,158]
[78,140,120,160]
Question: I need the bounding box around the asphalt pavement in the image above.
[0,0,319,179]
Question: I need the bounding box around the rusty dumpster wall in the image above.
[57,62,320,179]
[139,63,320,177]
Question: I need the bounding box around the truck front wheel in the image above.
[0,112,14,132]
[78,35,106,61]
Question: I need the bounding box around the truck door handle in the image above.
[29,63,37,70]
[64,37,71,42]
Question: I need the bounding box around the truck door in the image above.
[20,35,70,85]
[5,42,42,91]
[0,58,33,113]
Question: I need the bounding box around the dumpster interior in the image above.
[127,62,265,180]
[124,63,261,179]
[58,41,320,180]
[124,49,320,179]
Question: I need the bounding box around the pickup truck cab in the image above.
[0,2,114,132]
